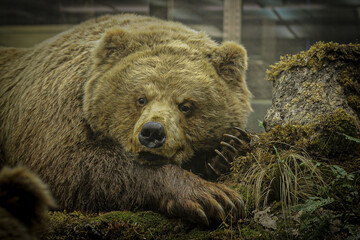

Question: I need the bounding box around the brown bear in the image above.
[0,14,252,226]
[0,166,56,240]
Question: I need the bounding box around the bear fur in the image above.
[0,14,252,226]
[0,167,56,240]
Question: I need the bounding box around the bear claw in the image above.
[234,127,250,141]
[207,162,222,176]
[214,149,230,163]
[220,141,239,154]
[223,133,247,146]
[197,208,210,226]
[209,127,255,179]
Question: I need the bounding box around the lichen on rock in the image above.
[264,42,360,155]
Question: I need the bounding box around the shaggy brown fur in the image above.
[0,167,56,240]
[0,14,251,226]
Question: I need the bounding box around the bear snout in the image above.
[138,122,166,148]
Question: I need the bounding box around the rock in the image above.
[253,207,277,230]
[264,42,360,130]
[263,42,360,157]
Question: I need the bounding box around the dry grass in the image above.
[241,147,325,213]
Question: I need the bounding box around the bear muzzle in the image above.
[138,121,166,148]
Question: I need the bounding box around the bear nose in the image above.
[138,122,166,148]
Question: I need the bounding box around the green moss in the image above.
[207,226,263,240]
[348,95,360,115]
[266,42,360,82]
[256,108,360,158]
[43,210,192,240]
[238,227,263,239]
[93,211,182,230]
[46,210,276,240]
[260,123,314,149]
[43,211,97,240]
[311,108,360,157]
[339,67,360,117]
[44,209,300,240]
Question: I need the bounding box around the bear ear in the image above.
[210,42,248,87]
[93,28,138,69]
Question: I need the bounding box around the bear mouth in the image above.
[137,151,169,165]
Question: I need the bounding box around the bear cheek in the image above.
[131,119,144,153]
[103,104,141,153]
[172,144,194,165]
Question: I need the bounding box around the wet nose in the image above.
[138,122,166,148]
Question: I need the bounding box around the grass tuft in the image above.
[241,148,325,214]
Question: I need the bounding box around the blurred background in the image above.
[1,0,359,132]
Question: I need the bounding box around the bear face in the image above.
[84,29,252,166]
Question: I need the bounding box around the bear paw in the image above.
[207,127,259,177]
[161,180,245,227]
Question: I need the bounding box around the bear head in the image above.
[84,28,252,166]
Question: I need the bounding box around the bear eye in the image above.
[178,102,192,113]
[136,97,147,106]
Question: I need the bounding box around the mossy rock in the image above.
[264,42,360,130]
[262,109,360,158]
[263,42,360,157]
